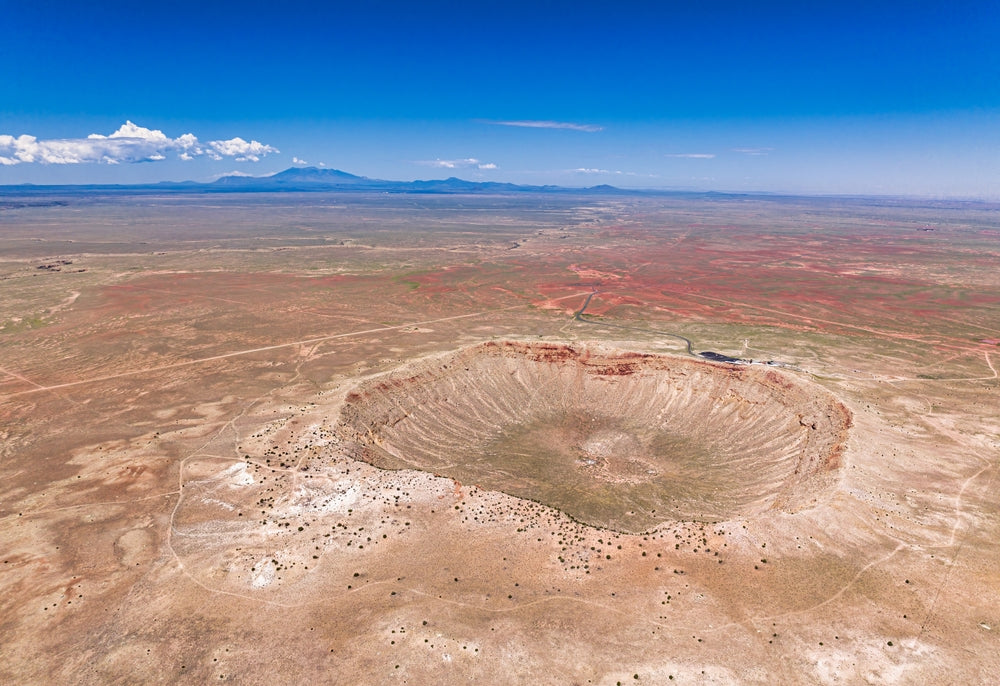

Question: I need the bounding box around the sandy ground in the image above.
[1,192,998,684]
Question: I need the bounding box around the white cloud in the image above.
[418,158,497,170]
[175,133,200,148]
[105,121,171,142]
[293,156,308,165]
[565,168,658,179]
[488,120,603,132]
[666,153,715,159]
[732,147,773,155]
[207,137,277,162]
[0,121,278,165]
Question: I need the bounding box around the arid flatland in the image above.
[1,191,999,684]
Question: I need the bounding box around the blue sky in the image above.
[2,0,998,196]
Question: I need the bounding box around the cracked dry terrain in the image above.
[1,192,999,684]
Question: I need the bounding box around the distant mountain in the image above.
[405,177,547,193]
[209,167,627,195]
[266,167,370,184]
[0,167,631,196]
[210,166,368,189]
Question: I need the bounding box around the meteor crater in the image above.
[337,341,851,532]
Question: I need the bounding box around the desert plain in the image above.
[1,190,998,683]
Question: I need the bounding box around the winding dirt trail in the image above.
[0,292,589,400]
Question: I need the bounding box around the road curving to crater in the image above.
[574,290,696,356]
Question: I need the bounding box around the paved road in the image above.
[573,291,697,356]
[573,291,762,365]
